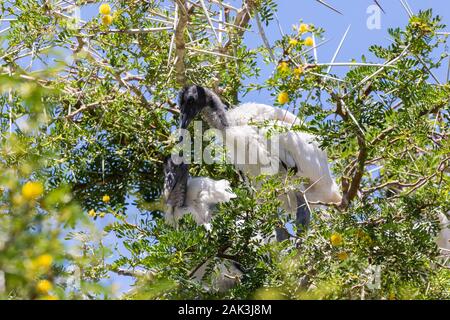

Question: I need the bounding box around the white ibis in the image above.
[163,156,236,231]
[178,85,342,233]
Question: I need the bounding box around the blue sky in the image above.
[242,0,450,103]
[75,0,450,296]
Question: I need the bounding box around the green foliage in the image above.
[0,2,448,300]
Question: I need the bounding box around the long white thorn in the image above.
[341,99,366,135]
[415,54,441,85]
[403,0,414,15]
[255,12,276,62]
[274,12,284,37]
[291,39,331,61]
[310,71,347,83]
[218,8,223,45]
[0,27,10,35]
[186,46,238,59]
[315,0,343,15]
[209,0,239,11]
[398,0,413,18]
[199,0,221,46]
[321,62,395,68]
[312,33,318,63]
[446,55,450,83]
[167,33,176,67]
[343,44,410,98]
[327,25,351,74]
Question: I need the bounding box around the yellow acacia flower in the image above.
[304,36,314,47]
[337,251,349,261]
[277,61,290,74]
[330,233,343,246]
[99,3,111,15]
[36,280,53,294]
[88,209,96,217]
[12,194,24,206]
[99,212,106,218]
[299,23,309,34]
[355,229,365,238]
[102,15,113,26]
[42,295,58,300]
[356,229,372,244]
[277,92,289,104]
[22,181,44,200]
[34,254,53,269]
[102,194,110,203]
[293,66,303,77]
[289,38,299,46]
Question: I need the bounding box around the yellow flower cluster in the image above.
[289,38,299,46]
[330,232,343,246]
[36,279,53,294]
[299,23,309,34]
[88,209,106,218]
[293,66,303,77]
[294,23,314,47]
[337,251,349,261]
[277,61,290,74]
[22,181,44,200]
[99,4,113,26]
[28,253,53,276]
[34,254,53,269]
[277,92,289,104]
[102,194,110,203]
[304,36,314,47]
[99,3,111,15]
[356,229,373,244]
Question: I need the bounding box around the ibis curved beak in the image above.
[179,102,200,129]
[180,111,191,129]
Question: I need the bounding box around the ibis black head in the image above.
[163,155,189,208]
[178,85,208,129]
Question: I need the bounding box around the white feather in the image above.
[165,177,236,228]
[437,212,450,253]
[218,103,342,208]
[226,102,299,126]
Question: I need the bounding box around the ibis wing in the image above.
[163,160,189,208]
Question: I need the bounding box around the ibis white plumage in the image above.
[178,85,342,231]
[163,156,242,290]
[437,212,450,255]
[163,156,236,230]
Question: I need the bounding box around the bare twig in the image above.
[340,135,367,208]
[374,0,385,14]
[315,0,343,15]
[255,11,276,62]
[112,268,156,278]
[220,2,252,54]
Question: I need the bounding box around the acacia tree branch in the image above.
[220,0,253,54]
[113,268,154,277]
[174,0,190,87]
[188,242,232,278]
[340,135,367,209]
[362,157,449,197]
[65,99,114,120]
